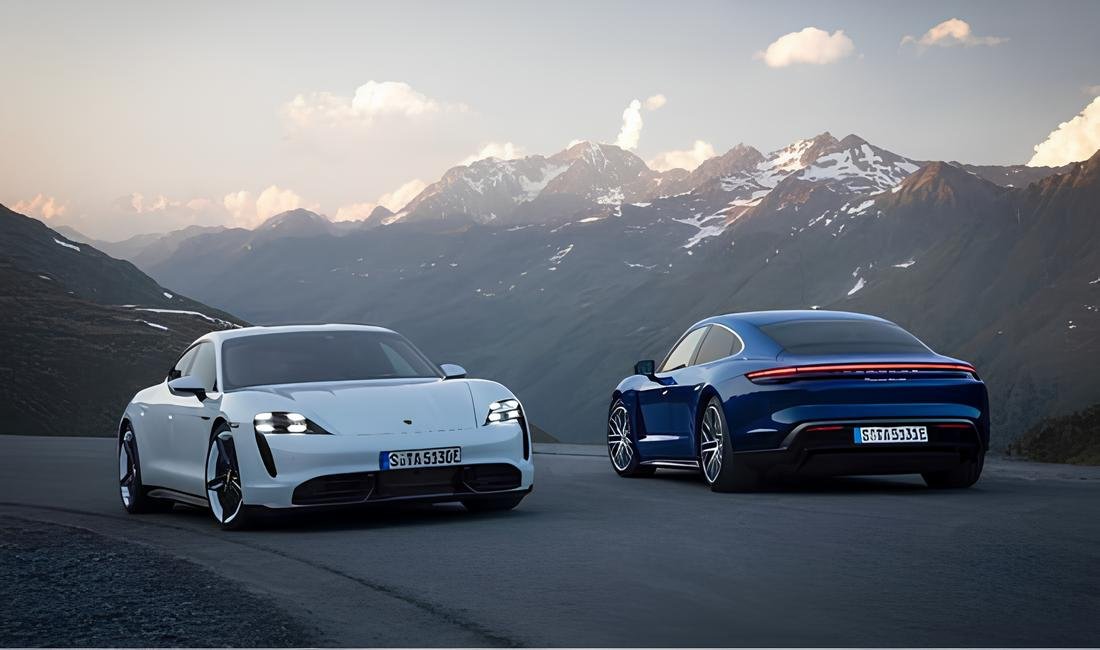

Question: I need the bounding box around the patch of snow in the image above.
[847,277,866,296]
[630,202,651,208]
[848,199,876,214]
[893,259,916,269]
[133,307,239,328]
[595,186,625,206]
[137,319,169,331]
[549,244,574,264]
[1090,277,1100,285]
[53,238,80,252]
[578,216,604,223]
[38,274,51,281]
[162,291,174,299]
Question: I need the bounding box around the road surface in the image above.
[2,436,1098,647]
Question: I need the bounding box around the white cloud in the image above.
[333,179,428,222]
[284,80,467,129]
[901,18,1006,49]
[459,141,526,166]
[644,94,667,111]
[223,185,303,228]
[13,194,67,220]
[756,27,855,68]
[614,93,668,151]
[648,140,717,172]
[616,99,644,150]
[1028,96,1100,167]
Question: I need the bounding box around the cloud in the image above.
[756,27,855,68]
[284,80,467,129]
[901,18,1006,49]
[1084,85,1100,96]
[1028,96,1100,167]
[333,179,428,222]
[223,185,303,228]
[13,194,67,220]
[644,94,667,111]
[648,140,717,172]
[459,141,526,166]
[616,100,644,150]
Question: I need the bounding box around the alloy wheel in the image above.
[607,403,634,472]
[700,404,724,483]
[119,430,137,508]
[206,434,244,525]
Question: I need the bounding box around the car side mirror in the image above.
[440,363,467,379]
[634,359,656,377]
[168,375,207,400]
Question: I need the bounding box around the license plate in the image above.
[380,446,462,470]
[854,426,928,444]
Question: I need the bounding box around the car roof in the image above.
[699,310,892,329]
[198,323,396,344]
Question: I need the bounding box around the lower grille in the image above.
[292,463,521,505]
[292,472,375,505]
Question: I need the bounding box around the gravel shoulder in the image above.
[0,516,316,647]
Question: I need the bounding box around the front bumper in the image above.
[233,421,533,508]
[736,418,984,478]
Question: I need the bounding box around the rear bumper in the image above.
[234,421,533,508]
[735,418,984,478]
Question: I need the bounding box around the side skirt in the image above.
[640,459,700,470]
[146,488,208,509]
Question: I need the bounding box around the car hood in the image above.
[235,378,479,435]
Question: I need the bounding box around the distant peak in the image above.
[838,133,869,148]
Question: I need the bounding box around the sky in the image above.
[2,0,1100,240]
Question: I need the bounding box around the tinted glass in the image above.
[694,326,738,365]
[759,319,929,355]
[188,343,217,391]
[660,327,708,372]
[169,346,198,380]
[221,330,442,390]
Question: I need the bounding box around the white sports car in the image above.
[117,324,534,529]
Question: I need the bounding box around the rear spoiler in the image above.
[746,362,979,383]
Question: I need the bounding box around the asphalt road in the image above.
[2,436,1099,647]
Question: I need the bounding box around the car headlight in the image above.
[254,412,331,435]
[485,399,522,424]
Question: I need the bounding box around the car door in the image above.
[164,341,222,496]
[139,346,199,487]
[635,325,710,458]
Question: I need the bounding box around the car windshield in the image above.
[759,319,930,355]
[221,330,442,390]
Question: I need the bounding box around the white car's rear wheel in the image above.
[118,427,172,514]
[205,427,252,530]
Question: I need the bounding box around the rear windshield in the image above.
[222,330,442,390]
[759,319,929,355]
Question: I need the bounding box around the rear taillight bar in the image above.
[746,362,978,381]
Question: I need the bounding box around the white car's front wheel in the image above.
[205,426,253,530]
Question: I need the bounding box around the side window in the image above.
[694,326,739,365]
[660,326,708,373]
[168,346,198,381]
[188,343,217,391]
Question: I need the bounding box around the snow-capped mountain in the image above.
[389,141,681,226]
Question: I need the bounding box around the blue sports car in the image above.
[608,310,988,491]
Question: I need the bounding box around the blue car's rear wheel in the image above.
[608,399,655,477]
[699,396,759,492]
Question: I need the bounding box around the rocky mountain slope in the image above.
[0,204,244,436]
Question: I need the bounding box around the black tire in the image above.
[607,399,656,478]
[922,451,985,489]
[699,396,760,493]
[205,424,255,530]
[462,492,526,512]
[118,425,174,514]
